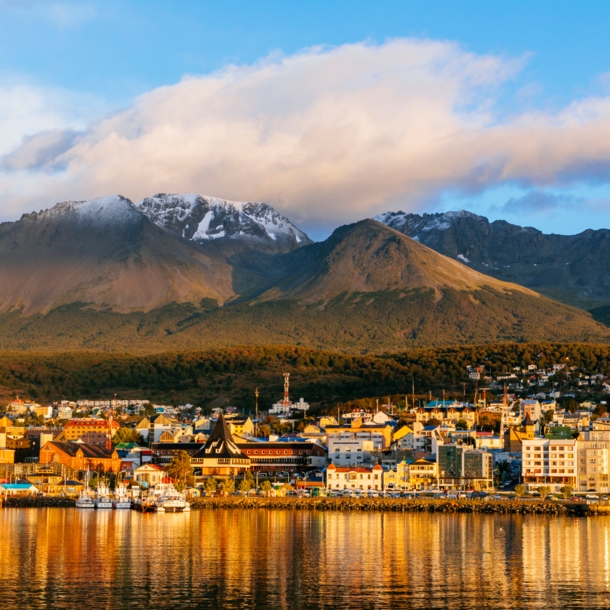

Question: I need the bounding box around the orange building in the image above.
[61,418,120,446]
[39,441,121,473]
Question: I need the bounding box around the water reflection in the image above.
[0,509,609,609]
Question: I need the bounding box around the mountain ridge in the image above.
[375,209,610,308]
[0,195,608,352]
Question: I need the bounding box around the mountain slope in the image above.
[137,193,312,253]
[254,219,541,302]
[0,196,237,314]
[375,210,610,308]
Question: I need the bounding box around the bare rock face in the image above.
[375,210,610,306]
[136,193,312,253]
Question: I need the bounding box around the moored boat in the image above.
[113,484,131,509]
[94,484,113,509]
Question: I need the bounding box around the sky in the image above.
[2,1,610,239]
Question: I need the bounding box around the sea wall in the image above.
[3,496,610,516]
[189,497,610,516]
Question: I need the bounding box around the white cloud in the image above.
[4,38,610,226]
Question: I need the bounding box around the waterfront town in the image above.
[1,361,610,506]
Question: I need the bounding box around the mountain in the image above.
[0,212,607,353]
[137,193,312,253]
[0,196,237,314]
[375,210,610,309]
[252,219,539,303]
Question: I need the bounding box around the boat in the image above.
[113,484,131,509]
[140,483,190,513]
[94,484,113,509]
[75,470,94,508]
[75,491,94,509]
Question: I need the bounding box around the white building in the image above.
[325,463,384,491]
[328,436,375,466]
[577,430,610,493]
[522,438,578,490]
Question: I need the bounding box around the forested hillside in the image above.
[1,343,608,411]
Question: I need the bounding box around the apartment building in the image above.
[521,438,578,489]
[577,430,610,493]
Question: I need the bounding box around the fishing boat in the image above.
[113,484,131,509]
[94,484,113,509]
[75,491,94,509]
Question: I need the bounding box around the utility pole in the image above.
[412,378,415,413]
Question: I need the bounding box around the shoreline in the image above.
[4,496,610,516]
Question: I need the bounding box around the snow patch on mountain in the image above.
[24,195,140,228]
[136,193,312,251]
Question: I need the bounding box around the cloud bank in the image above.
[3,38,610,226]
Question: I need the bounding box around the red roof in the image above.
[66,419,120,428]
[327,464,382,473]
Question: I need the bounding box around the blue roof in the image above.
[0,483,36,490]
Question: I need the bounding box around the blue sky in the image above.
[2,0,610,239]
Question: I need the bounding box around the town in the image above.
[1,361,610,507]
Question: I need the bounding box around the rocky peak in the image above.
[136,193,312,252]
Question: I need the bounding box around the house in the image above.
[133,463,167,487]
[39,441,121,473]
[325,463,384,491]
[407,457,438,489]
[226,417,255,437]
[191,415,250,478]
[136,414,192,443]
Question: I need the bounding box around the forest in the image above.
[1,342,609,413]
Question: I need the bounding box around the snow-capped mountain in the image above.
[137,193,312,252]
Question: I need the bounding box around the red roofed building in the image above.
[325,463,384,492]
[62,418,120,447]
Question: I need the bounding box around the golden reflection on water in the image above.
[0,509,610,609]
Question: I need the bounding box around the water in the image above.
[1,509,610,609]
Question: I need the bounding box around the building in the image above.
[136,414,192,443]
[325,419,393,451]
[504,415,537,452]
[133,463,167,486]
[191,415,250,478]
[62,418,120,446]
[521,438,578,490]
[237,440,326,473]
[327,435,375,466]
[520,400,542,422]
[577,430,610,493]
[437,445,494,489]
[325,463,384,491]
[151,442,205,464]
[39,441,122,473]
[407,457,438,489]
[226,417,255,437]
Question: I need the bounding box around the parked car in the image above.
[586,494,598,499]
[493,494,502,500]
[601,495,609,501]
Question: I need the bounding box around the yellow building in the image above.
[226,417,254,437]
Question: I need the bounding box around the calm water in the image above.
[1,509,610,609]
